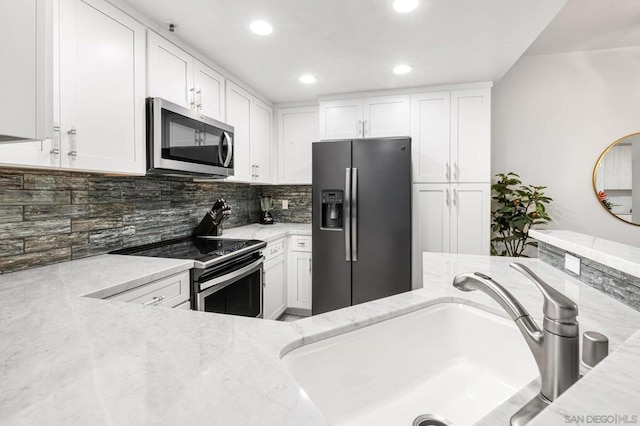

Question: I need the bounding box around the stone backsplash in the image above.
[538,242,640,311]
[0,167,312,274]
[261,185,312,224]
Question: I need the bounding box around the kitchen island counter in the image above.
[1,246,640,425]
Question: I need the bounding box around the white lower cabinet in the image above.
[412,183,490,288]
[287,235,312,311]
[107,271,190,308]
[263,239,286,320]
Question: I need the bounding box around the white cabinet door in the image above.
[319,98,362,140]
[0,0,51,142]
[288,251,312,310]
[252,99,273,184]
[451,89,491,183]
[412,183,450,288]
[263,255,286,320]
[194,59,225,121]
[411,92,451,183]
[450,183,490,255]
[277,105,318,184]
[147,31,194,109]
[362,95,410,138]
[59,0,145,174]
[225,81,252,182]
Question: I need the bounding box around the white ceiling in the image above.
[120,0,567,103]
[525,0,640,56]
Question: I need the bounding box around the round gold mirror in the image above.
[593,133,640,226]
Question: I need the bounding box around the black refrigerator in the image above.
[312,137,412,315]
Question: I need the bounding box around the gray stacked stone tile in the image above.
[538,242,640,311]
[0,167,313,274]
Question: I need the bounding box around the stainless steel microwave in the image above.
[146,97,234,177]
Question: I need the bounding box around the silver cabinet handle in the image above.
[446,188,450,206]
[453,188,458,206]
[357,120,362,136]
[142,295,165,306]
[309,258,312,273]
[352,167,358,262]
[363,120,368,137]
[445,162,450,180]
[196,89,202,110]
[345,168,351,261]
[190,87,197,109]
[50,124,61,155]
[68,127,77,158]
[453,162,459,181]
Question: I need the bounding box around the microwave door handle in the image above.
[220,132,233,167]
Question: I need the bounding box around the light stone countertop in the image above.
[2,230,640,425]
[530,229,640,278]
[221,223,312,243]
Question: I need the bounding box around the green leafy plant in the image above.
[491,172,553,257]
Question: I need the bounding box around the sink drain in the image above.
[413,414,454,426]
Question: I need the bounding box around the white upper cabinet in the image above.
[226,81,252,182]
[319,94,410,140]
[226,80,274,184]
[411,87,491,183]
[411,91,451,183]
[451,89,491,183]
[147,32,225,122]
[362,95,410,138]
[0,0,52,142]
[277,105,319,184]
[147,32,193,108]
[252,99,273,184]
[194,59,225,121]
[58,0,145,174]
[319,98,362,140]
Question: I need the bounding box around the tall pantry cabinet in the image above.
[411,87,492,289]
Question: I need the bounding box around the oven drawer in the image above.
[264,238,285,262]
[108,271,190,308]
[291,235,312,252]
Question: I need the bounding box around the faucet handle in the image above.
[510,263,578,322]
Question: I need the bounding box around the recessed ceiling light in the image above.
[250,20,273,35]
[392,0,419,13]
[393,64,412,75]
[299,75,317,84]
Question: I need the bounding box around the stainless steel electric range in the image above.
[112,237,267,318]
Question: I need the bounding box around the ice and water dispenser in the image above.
[321,190,343,229]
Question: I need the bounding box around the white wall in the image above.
[492,46,640,247]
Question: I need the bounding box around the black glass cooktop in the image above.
[111,237,265,265]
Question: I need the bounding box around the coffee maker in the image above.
[260,196,275,225]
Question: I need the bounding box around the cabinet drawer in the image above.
[291,235,312,252]
[107,271,190,308]
[264,238,285,261]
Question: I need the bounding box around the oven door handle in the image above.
[199,256,264,292]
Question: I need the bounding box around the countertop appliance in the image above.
[112,236,267,318]
[312,137,412,315]
[259,196,275,225]
[146,97,234,177]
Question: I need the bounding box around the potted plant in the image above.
[491,172,553,257]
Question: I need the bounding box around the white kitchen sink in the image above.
[281,303,538,426]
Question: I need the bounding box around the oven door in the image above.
[148,97,234,176]
[195,255,263,318]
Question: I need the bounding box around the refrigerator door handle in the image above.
[345,168,352,262]
[352,167,358,262]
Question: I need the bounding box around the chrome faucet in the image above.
[453,263,580,426]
